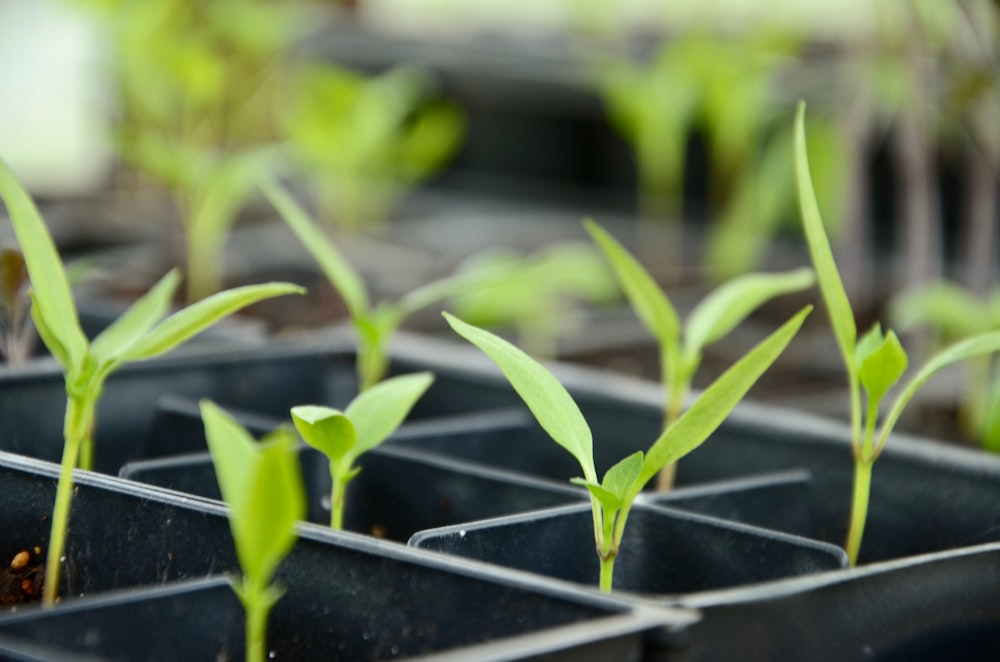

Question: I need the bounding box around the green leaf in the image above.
[854,324,885,370]
[346,372,434,456]
[640,306,812,488]
[0,159,87,371]
[889,282,988,340]
[794,103,856,366]
[444,313,597,483]
[122,282,303,361]
[232,429,304,588]
[90,270,180,364]
[261,177,369,317]
[602,450,644,497]
[200,400,258,508]
[571,478,623,512]
[290,406,356,462]
[397,257,520,318]
[879,330,1000,451]
[858,330,909,403]
[685,268,815,356]
[584,219,679,346]
[28,292,69,369]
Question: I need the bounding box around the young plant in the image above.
[890,282,1000,451]
[795,102,1000,565]
[201,401,305,662]
[585,218,815,489]
[261,177,516,391]
[291,372,434,529]
[445,307,810,592]
[0,158,304,605]
[282,62,464,234]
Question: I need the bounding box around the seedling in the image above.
[449,243,619,358]
[262,177,516,391]
[282,62,464,233]
[291,372,434,529]
[445,307,810,591]
[0,158,304,605]
[585,218,814,489]
[795,102,1000,565]
[890,282,1000,451]
[201,401,304,662]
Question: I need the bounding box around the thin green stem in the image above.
[656,344,685,491]
[599,553,617,593]
[43,394,95,605]
[329,468,349,530]
[241,583,275,662]
[845,457,874,567]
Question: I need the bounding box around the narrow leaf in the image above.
[858,331,908,403]
[571,478,623,512]
[90,269,181,363]
[879,330,1000,450]
[123,282,303,361]
[397,257,520,318]
[0,159,87,370]
[200,400,258,508]
[794,103,856,365]
[444,312,597,482]
[29,292,69,369]
[291,405,356,462]
[685,268,815,355]
[345,372,434,456]
[260,177,369,317]
[584,219,679,346]
[640,306,812,488]
[889,282,987,339]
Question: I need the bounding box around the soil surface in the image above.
[0,547,44,608]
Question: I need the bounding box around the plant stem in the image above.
[656,345,685,491]
[243,587,272,662]
[846,456,874,567]
[599,554,616,593]
[43,394,95,605]
[330,470,348,530]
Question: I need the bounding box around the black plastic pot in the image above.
[671,542,1000,661]
[0,335,526,473]
[410,502,847,597]
[121,406,586,542]
[0,450,690,660]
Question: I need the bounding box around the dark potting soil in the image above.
[0,548,43,608]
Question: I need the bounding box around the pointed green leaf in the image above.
[584,219,679,346]
[444,312,597,482]
[640,306,812,488]
[28,292,69,369]
[345,372,434,456]
[571,478,623,512]
[879,330,1000,450]
[91,270,181,363]
[795,103,856,366]
[685,268,815,356]
[232,430,304,587]
[854,324,885,370]
[200,400,258,508]
[602,450,644,498]
[260,177,369,318]
[858,330,908,403]
[290,405,356,462]
[0,159,87,370]
[122,282,303,361]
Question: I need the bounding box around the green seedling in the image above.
[795,102,1000,565]
[585,218,815,489]
[0,159,304,605]
[291,372,434,529]
[262,177,517,391]
[201,401,304,662]
[890,282,1000,451]
[450,243,619,358]
[282,62,464,233]
[445,307,810,591]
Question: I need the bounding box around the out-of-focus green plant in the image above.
[70,0,310,302]
[449,243,619,358]
[891,282,1000,451]
[262,177,518,391]
[281,63,465,234]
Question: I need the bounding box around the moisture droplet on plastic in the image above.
[458,530,466,538]
[268,652,276,659]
